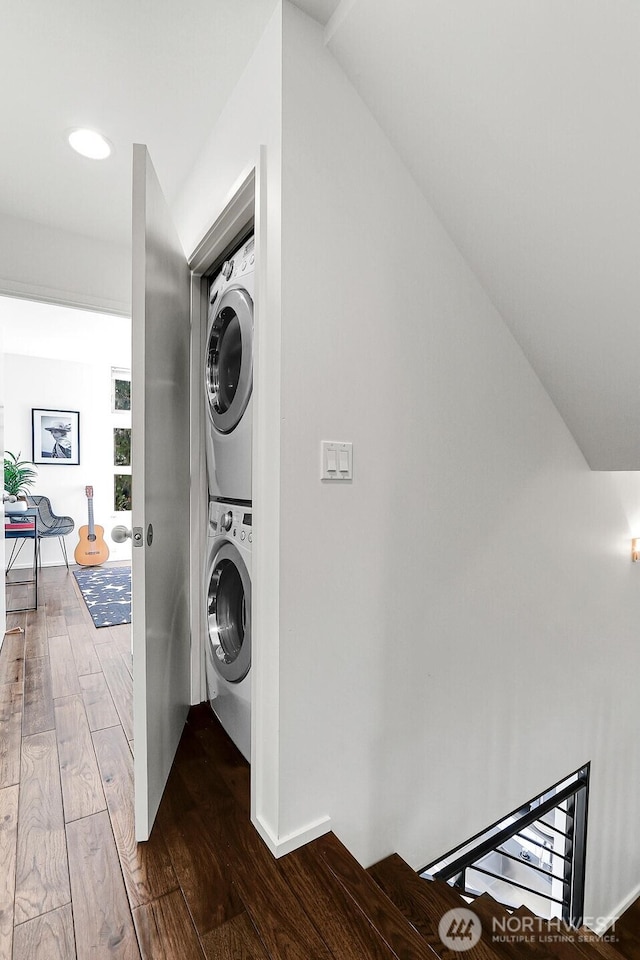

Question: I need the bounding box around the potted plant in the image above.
[4,451,37,513]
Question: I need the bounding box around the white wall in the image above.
[0,213,130,317]
[1,298,132,568]
[172,9,282,259]
[274,2,640,924]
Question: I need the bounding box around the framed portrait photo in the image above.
[32,408,80,465]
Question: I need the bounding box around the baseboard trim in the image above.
[6,560,69,570]
[252,813,332,858]
[591,880,640,935]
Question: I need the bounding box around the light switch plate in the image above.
[321,441,353,481]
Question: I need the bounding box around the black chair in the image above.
[27,495,75,569]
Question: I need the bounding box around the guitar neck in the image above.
[87,497,95,539]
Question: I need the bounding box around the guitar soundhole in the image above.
[88,534,97,542]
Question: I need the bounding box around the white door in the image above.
[131,144,192,841]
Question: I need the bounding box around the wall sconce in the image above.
[632,539,640,563]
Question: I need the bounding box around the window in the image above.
[113,427,131,466]
[112,367,131,412]
[114,474,132,512]
[111,368,132,512]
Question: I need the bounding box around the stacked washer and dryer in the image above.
[204,234,255,761]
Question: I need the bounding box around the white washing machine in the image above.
[205,499,252,760]
[205,234,255,504]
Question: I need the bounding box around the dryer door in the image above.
[207,541,251,682]
[205,287,253,434]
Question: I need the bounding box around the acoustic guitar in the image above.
[74,485,110,566]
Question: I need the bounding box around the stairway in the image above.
[295,833,640,960]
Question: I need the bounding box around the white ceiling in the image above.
[1,0,638,468]
[327,0,640,469]
[0,0,278,248]
[0,296,131,366]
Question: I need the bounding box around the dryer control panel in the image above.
[209,501,253,544]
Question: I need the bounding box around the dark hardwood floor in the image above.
[2,565,639,960]
[1,563,433,960]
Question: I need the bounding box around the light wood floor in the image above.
[1,563,137,959]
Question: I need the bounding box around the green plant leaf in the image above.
[4,451,37,496]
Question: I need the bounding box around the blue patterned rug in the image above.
[73,566,131,628]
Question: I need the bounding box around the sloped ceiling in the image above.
[326,0,640,470]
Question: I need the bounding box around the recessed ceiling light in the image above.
[68,128,113,160]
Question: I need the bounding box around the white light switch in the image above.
[321,441,353,481]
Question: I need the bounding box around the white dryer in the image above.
[205,234,255,504]
[205,499,252,760]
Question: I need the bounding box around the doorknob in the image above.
[112,525,144,547]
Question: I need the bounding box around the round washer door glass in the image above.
[207,541,251,683]
[206,287,253,434]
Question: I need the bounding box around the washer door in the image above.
[207,541,251,683]
[205,287,253,434]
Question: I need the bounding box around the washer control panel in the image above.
[209,501,252,544]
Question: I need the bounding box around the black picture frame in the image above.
[32,408,80,465]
